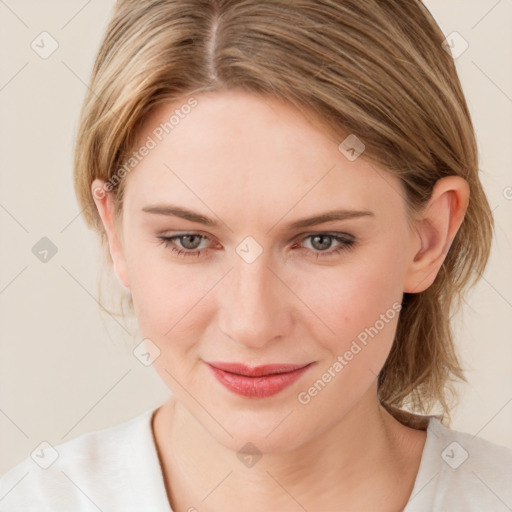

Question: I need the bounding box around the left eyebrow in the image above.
[281,209,375,230]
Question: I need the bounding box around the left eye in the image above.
[301,234,339,251]
[294,233,356,258]
[158,232,356,259]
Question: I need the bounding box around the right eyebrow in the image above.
[141,204,221,227]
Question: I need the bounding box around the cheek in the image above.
[292,254,404,413]
[293,250,404,340]
[125,245,217,343]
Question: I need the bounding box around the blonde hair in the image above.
[73,0,494,425]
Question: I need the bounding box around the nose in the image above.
[217,253,294,349]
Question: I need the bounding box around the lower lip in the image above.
[207,363,313,398]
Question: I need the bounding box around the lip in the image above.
[206,361,314,398]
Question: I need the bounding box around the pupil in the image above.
[312,235,331,251]
[182,235,201,249]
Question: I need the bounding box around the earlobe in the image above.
[404,176,469,293]
[91,179,130,290]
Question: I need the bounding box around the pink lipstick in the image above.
[207,361,314,398]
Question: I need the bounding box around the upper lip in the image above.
[207,361,312,377]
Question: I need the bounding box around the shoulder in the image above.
[0,408,161,511]
[406,417,512,512]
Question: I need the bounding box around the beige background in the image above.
[0,0,511,476]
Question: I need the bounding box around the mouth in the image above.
[206,361,315,398]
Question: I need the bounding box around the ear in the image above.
[91,179,130,289]
[403,176,470,293]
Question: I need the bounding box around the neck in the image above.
[153,384,427,512]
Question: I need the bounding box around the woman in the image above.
[1,0,511,510]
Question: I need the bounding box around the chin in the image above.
[201,406,319,455]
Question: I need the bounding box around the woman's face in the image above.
[101,90,423,452]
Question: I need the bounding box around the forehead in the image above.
[123,91,406,225]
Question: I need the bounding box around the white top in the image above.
[1,407,511,511]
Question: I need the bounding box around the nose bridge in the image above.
[217,252,292,348]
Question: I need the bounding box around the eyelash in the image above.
[157,232,356,260]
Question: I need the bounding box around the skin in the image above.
[92,90,469,511]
